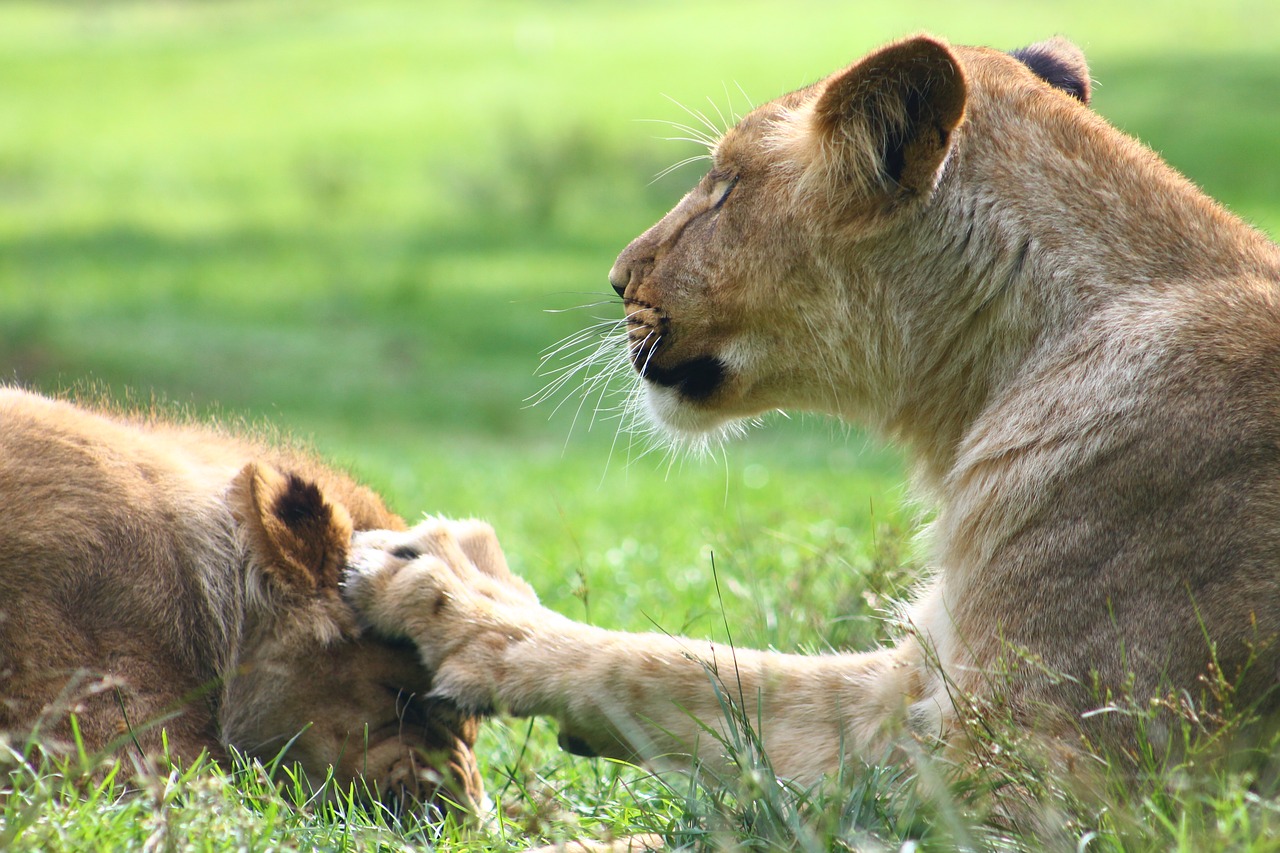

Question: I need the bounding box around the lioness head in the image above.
[222,463,482,816]
[610,36,1092,457]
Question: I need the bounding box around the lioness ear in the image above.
[230,463,354,594]
[812,35,966,199]
[1010,37,1091,104]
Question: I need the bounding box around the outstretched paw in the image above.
[342,537,453,658]
[346,518,534,613]
[342,518,548,704]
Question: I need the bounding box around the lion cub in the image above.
[347,35,1280,782]
[0,388,482,815]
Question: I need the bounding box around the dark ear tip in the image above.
[272,474,330,529]
[232,462,354,594]
[1011,37,1091,104]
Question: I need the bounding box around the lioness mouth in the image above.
[637,355,726,401]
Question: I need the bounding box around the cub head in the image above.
[222,463,483,817]
[609,35,1092,443]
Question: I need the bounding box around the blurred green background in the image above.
[2,0,1277,642]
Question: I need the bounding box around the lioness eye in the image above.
[711,176,738,209]
[391,546,420,561]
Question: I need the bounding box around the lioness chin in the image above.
[346,34,1280,786]
[0,388,483,816]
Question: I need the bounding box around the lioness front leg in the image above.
[345,520,930,782]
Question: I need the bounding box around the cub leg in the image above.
[344,520,934,783]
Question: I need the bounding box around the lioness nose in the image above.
[608,263,627,298]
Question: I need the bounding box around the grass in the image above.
[2,0,1279,849]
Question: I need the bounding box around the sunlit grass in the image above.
[2,0,1279,849]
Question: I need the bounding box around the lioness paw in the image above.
[342,543,459,661]
[343,518,547,679]
[347,519,533,607]
[445,518,539,603]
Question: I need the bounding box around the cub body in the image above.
[0,388,481,812]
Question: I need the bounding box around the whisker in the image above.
[536,328,610,364]
[557,326,635,440]
[530,349,618,400]
[661,122,718,144]
[597,331,649,436]
[588,357,625,430]
[734,81,754,119]
[536,319,624,363]
[653,134,715,149]
[651,154,712,184]
[636,119,717,151]
[540,346,625,415]
[542,300,620,314]
[540,314,625,344]
[663,94,725,144]
[651,119,719,143]
[636,332,661,380]
[527,317,630,413]
[707,92,730,135]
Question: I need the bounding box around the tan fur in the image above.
[0,388,482,815]
[347,35,1280,783]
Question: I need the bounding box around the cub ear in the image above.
[1010,37,1091,104]
[812,35,966,200]
[229,463,354,594]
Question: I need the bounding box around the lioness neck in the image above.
[870,71,1280,490]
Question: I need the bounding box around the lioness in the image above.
[0,387,482,814]
[344,35,1280,783]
